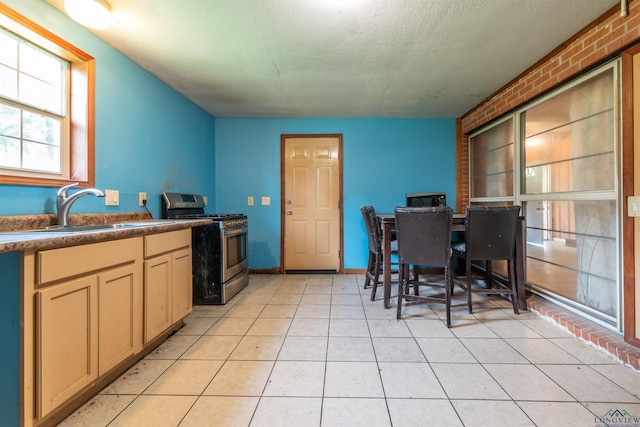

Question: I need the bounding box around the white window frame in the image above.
[0,4,95,188]
[1,28,71,179]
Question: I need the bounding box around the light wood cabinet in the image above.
[36,275,98,419]
[143,229,192,343]
[20,228,194,426]
[33,237,143,420]
[98,264,143,374]
[144,253,172,343]
[172,247,192,322]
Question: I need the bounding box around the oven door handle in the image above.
[224,227,247,237]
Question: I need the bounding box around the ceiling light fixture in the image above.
[316,0,365,10]
[64,0,112,30]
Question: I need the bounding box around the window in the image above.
[0,4,94,187]
[0,29,68,175]
[522,68,615,194]
[521,64,619,325]
[468,61,621,330]
[469,116,514,199]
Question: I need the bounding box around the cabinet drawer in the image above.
[37,238,140,285]
[144,229,191,258]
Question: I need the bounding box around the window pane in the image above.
[0,104,21,138]
[0,65,18,99]
[0,64,17,99]
[23,111,60,146]
[525,153,614,193]
[525,200,617,318]
[22,140,59,172]
[19,74,62,114]
[0,135,20,168]
[523,68,615,194]
[470,118,514,198]
[19,43,62,86]
[0,31,17,68]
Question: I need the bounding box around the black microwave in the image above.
[406,192,446,207]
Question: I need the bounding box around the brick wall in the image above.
[457,0,640,206]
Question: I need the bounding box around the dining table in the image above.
[376,212,527,311]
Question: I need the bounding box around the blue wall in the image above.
[0,252,20,426]
[215,118,456,270]
[0,0,216,219]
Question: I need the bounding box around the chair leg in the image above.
[396,263,406,320]
[508,259,519,314]
[485,260,493,289]
[466,257,473,313]
[370,253,381,301]
[364,251,374,289]
[445,267,452,328]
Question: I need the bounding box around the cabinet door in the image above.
[98,264,143,375]
[144,254,172,344]
[172,248,192,322]
[36,276,98,419]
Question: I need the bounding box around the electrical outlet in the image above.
[139,192,147,206]
[105,189,119,206]
[261,196,270,206]
[248,196,254,206]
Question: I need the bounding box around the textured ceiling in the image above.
[48,0,620,118]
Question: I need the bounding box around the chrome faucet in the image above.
[57,182,106,227]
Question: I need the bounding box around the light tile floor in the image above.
[61,274,640,427]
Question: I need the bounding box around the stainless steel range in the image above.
[161,192,248,304]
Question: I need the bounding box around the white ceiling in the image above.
[48,0,619,118]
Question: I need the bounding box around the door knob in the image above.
[286,210,292,215]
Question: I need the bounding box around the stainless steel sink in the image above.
[123,221,176,227]
[35,224,131,232]
[34,221,175,233]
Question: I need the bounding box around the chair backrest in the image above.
[465,205,520,260]
[360,205,382,254]
[394,206,453,267]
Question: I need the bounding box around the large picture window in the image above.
[468,61,620,329]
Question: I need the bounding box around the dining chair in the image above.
[360,205,397,301]
[394,206,454,327]
[453,205,521,314]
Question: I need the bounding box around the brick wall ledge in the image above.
[527,296,640,372]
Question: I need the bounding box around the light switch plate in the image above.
[105,189,119,206]
[248,196,254,206]
[628,196,640,217]
[261,196,270,206]
[203,196,208,206]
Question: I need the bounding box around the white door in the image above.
[283,135,342,271]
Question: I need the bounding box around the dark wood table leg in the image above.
[381,221,393,309]
[515,218,527,310]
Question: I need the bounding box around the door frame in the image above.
[622,44,639,347]
[280,134,344,273]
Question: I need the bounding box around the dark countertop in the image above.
[0,213,211,254]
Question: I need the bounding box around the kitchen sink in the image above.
[34,221,175,233]
[36,224,131,232]
[122,221,176,227]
